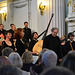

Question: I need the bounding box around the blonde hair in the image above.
[8,52,23,68]
[22,51,33,64]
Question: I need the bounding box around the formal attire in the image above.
[8,29,15,43]
[15,39,26,56]
[43,34,62,59]
[0,29,6,38]
[28,40,38,52]
[64,41,75,55]
[1,41,15,50]
[23,28,31,43]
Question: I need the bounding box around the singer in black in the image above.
[28,32,38,52]
[23,22,31,44]
[43,27,62,60]
[64,32,75,56]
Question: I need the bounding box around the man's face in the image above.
[24,23,28,28]
[11,25,16,31]
[52,29,58,37]
[0,25,3,30]
[69,36,74,41]
[33,33,38,40]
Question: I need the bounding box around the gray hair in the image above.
[51,27,58,32]
[39,48,49,58]
[0,65,22,75]
[2,47,13,57]
[8,52,23,68]
[42,50,57,68]
[22,51,33,64]
[68,51,75,56]
[0,56,11,66]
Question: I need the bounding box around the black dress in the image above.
[28,40,38,52]
[43,34,62,59]
[1,41,15,50]
[15,39,26,56]
[64,41,75,56]
[23,28,31,43]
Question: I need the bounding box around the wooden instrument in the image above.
[33,13,54,54]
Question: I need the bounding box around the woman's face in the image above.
[6,33,12,39]
[20,31,24,38]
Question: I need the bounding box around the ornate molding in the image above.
[67,0,71,7]
[13,4,27,8]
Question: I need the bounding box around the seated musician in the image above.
[28,32,38,52]
[64,32,75,56]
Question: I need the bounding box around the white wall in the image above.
[1,0,65,38]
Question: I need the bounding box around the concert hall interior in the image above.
[0,0,75,75]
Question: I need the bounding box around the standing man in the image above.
[23,22,31,44]
[8,24,16,38]
[43,27,62,61]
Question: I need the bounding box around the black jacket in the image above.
[43,34,62,59]
[28,40,38,52]
[23,28,31,43]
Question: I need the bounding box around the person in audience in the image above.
[43,27,62,62]
[2,47,13,57]
[0,65,22,75]
[61,53,75,73]
[0,56,11,66]
[28,32,38,52]
[1,31,15,50]
[8,52,29,75]
[64,32,75,56]
[68,50,75,56]
[31,48,49,74]
[23,22,31,44]
[14,28,26,56]
[40,66,74,75]
[21,51,36,72]
[42,50,57,69]
[0,24,6,38]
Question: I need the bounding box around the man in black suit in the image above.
[23,22,31,44]
[8,24,16,38]
[43,27,62,62]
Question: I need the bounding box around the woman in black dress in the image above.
[14,28,25,56]
[2,31,15,50]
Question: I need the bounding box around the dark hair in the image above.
[5,31,12,35]
[14,28,24,39]
[68,32,74,39]
[10,24,14,26]
[31,32,38,40]
[61,54,75,73]
[0,65,22,75]
[51,27,58,32]
[40,66,74,75]
[24,22,28,25]
[0,24,3,26]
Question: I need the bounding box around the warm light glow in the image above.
[0,7,7,13]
